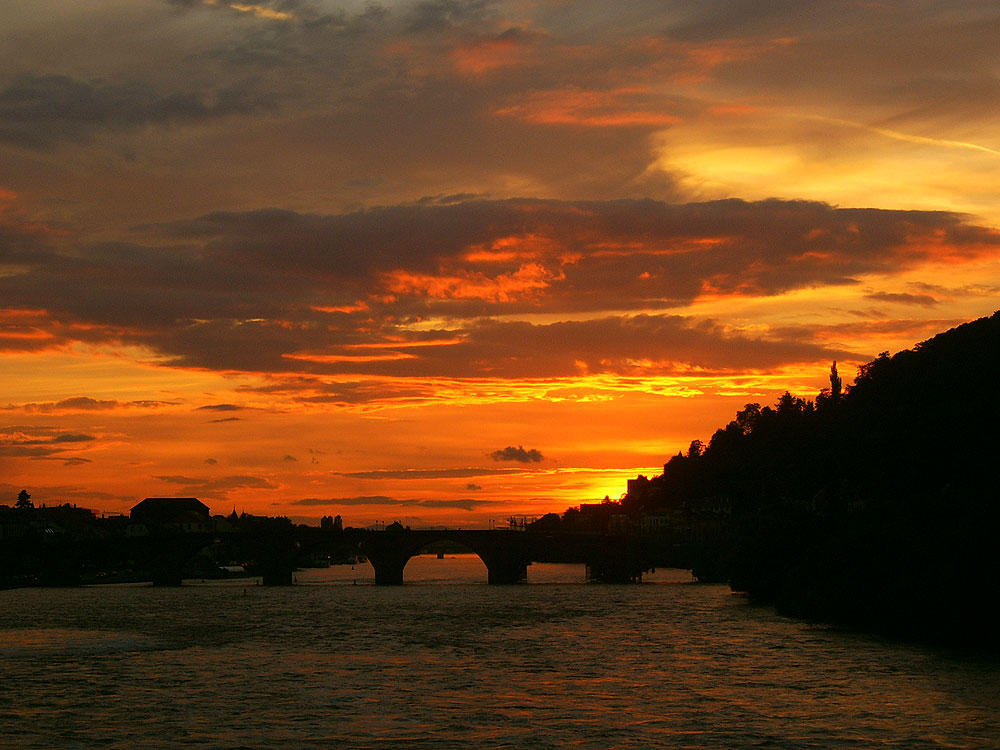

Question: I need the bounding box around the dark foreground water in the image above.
[2,556,998,749]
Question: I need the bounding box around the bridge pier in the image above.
[260,566,295,586]
[585,536,647,583]
[142,534,209,586]
[586,559,644,583]
[487,561,528,584]
[479,548,529,584]
[239,522,301,585]
[364,546,413,585]
[151,567,184,586]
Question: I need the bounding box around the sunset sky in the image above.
[2,1,999,526]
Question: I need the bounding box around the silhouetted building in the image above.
[0,505,30,540]
[129,497,212,534]
[578,501,625,533]
[641,510,682,534]
[34,504,100,538]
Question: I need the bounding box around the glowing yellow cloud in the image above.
[654,108,1000,225]
[202,0,295,21]
[808,115,1000,157]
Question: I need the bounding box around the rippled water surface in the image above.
[2,556,998,749]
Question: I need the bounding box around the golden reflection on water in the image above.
[1,559,998,749]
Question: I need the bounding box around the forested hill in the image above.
[631,310,1000,647]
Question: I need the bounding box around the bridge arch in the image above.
[357,530,530,585]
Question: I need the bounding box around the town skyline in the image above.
[2,1,999,525]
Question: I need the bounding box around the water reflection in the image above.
[2,559,997,749]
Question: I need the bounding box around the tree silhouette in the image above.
[608,311,1000,647]
[829,361,842,401]
[686,439,704,459]
[14,489,33,510]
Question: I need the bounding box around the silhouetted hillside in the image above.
[630,311,1000,647]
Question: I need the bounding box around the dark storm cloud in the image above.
[2,198,996,375]
[0,74,273,149]
[490,445,543,463]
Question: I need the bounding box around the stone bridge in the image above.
[13,523,702,587]
[316,527,695,585]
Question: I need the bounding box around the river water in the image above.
[1,555,998,749]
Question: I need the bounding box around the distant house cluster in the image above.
[0,502,99,541]
[1,496,255,542]
[127,497,214,536]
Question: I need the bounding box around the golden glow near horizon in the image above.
[2,1,999,525]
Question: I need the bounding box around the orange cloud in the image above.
[897,225,1000,264]
[463,232,565,261]
[0,188,64,240]
[0,309,58,349]
[311,302,370,314]
[5,199,997,380]
[628,35,797,86]
[496,87,682,127]
[450,30,534,76]
[383,262,555,302]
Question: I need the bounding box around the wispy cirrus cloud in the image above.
[152,474,278,501]
[293,495,489,511]
[0,426,98,462]
[333,467,538,480]
[10,397,175,413]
